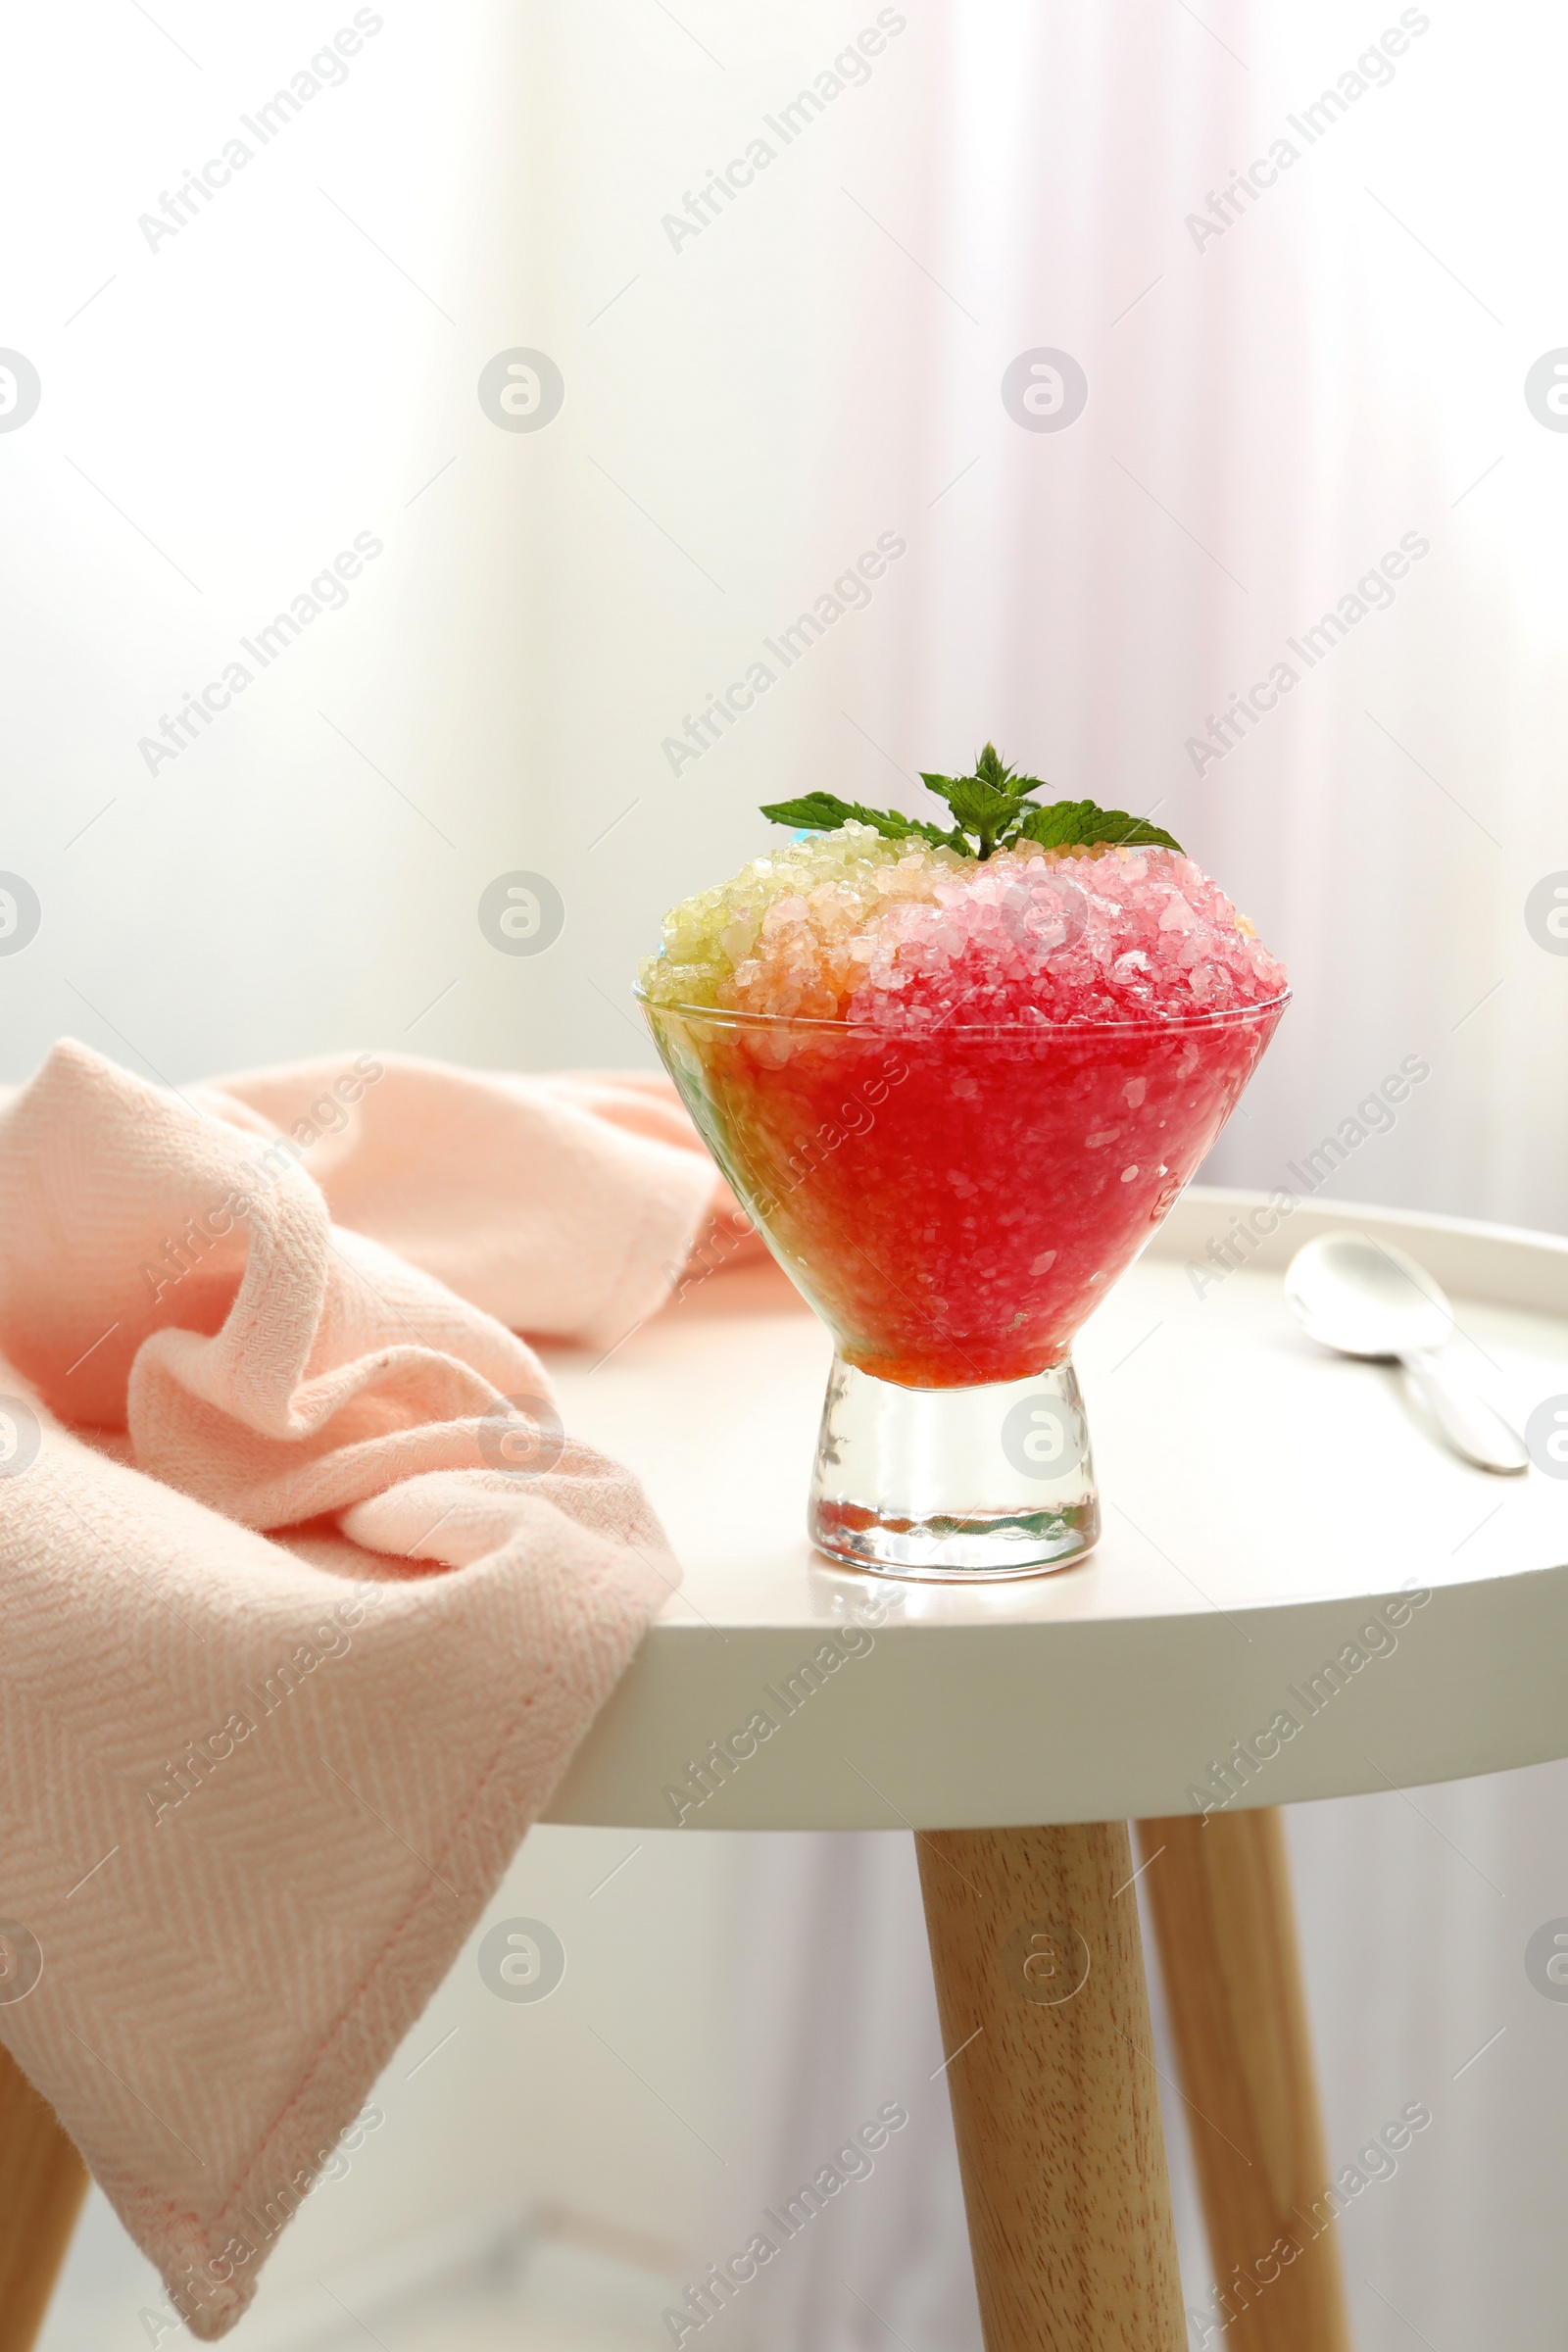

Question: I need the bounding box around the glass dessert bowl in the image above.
[639,749,1290,1579]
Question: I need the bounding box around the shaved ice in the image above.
[639,823,1285,1026]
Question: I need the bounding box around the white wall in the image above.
[5,1,1566,1222]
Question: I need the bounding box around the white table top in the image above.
[542,1188,1568,1831]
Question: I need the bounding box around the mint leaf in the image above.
[758,752,1182,859]
[921,773,1038,857]
[759,792,952,846]
[919,745,1055,856]
[1015,800,1182,853]
[969,741,1048,800]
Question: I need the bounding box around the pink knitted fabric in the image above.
[0,1041,734,2337]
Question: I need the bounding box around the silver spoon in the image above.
[1285,1232,1529,1476]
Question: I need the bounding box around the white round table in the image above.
[545,1187,1568,1831]
[538,1187,1568,2352]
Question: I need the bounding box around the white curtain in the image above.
[11,1,1567,2344]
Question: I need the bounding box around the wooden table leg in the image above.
[0,2042,89,2352]
[1134,1810,1351,2352]
[917,1820,1186,2351]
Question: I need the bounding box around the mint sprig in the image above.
[760,743,1181,862]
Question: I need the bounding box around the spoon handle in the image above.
[1400,1348,1530,1476]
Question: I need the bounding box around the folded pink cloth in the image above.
[0,1040,737,2338]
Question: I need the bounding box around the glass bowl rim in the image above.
[632,981,1291,1040]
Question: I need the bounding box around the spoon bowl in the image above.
[1285,1233,1453,1359]
[1285,1231,1528,1476]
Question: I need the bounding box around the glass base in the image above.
[808,1355,1100,1580]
